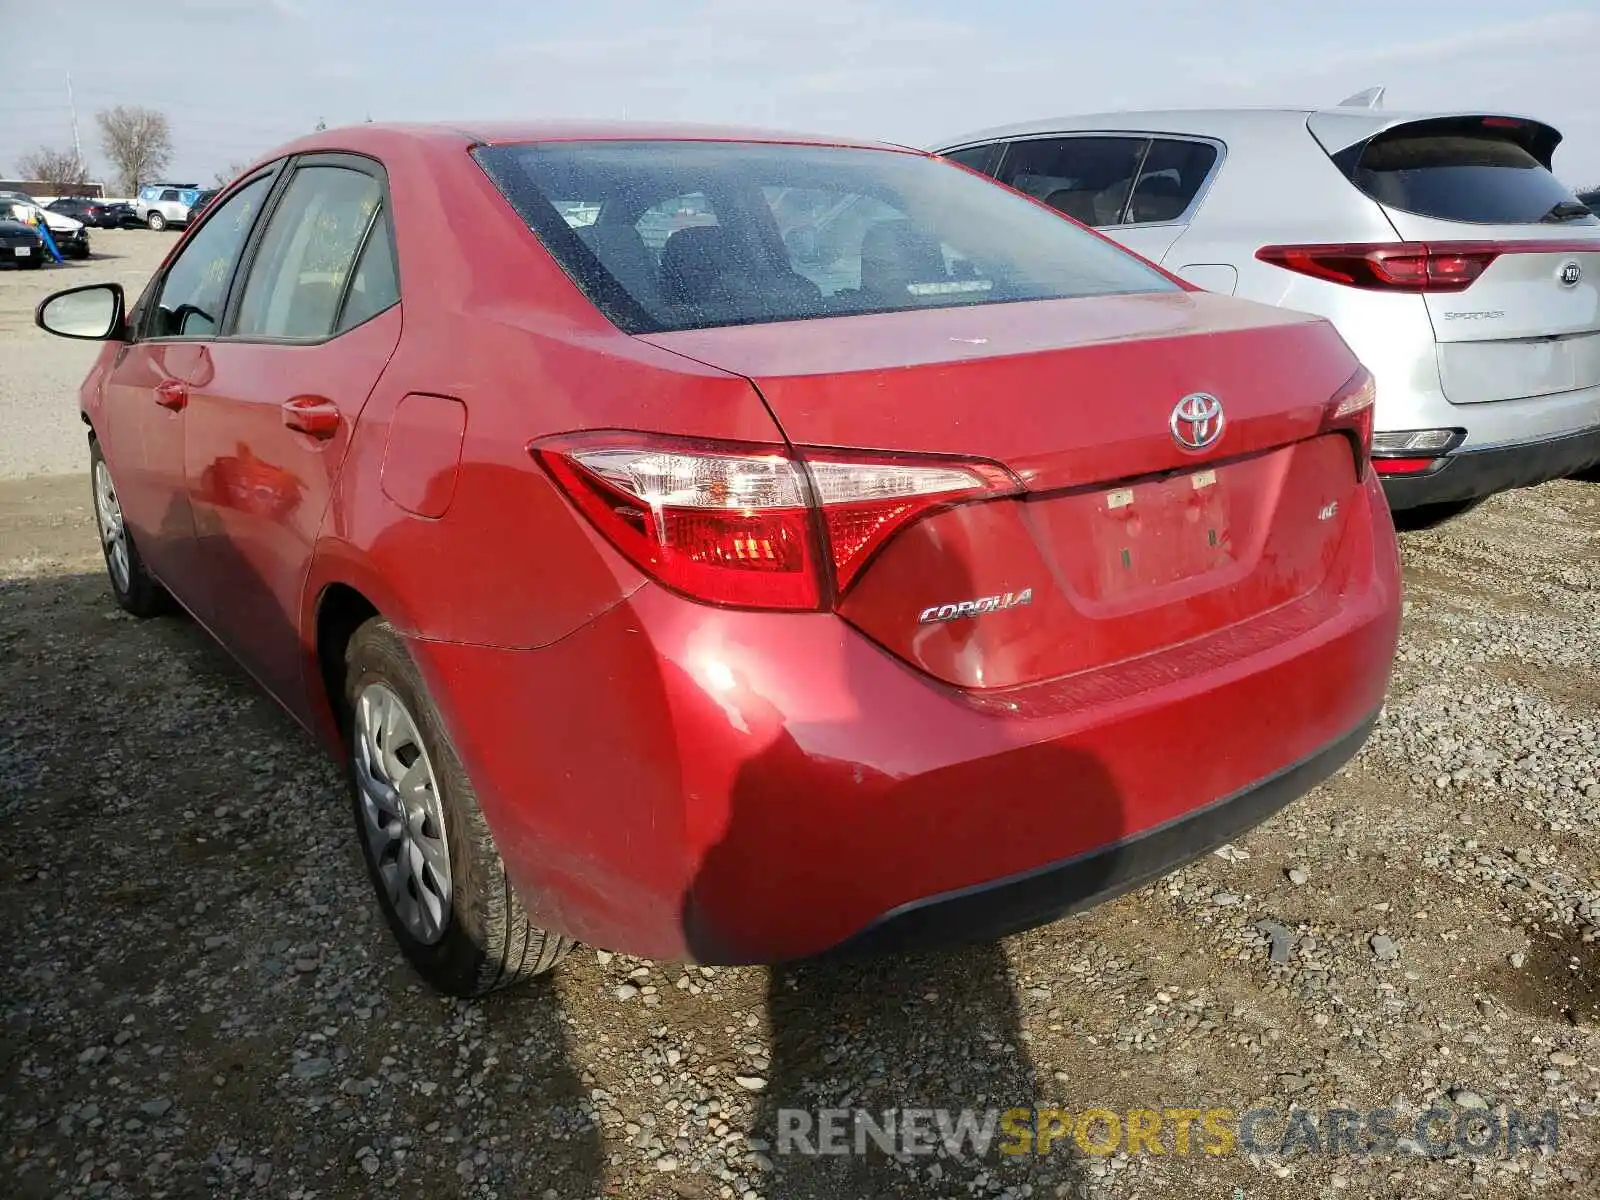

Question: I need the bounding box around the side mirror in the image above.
[35,282,125,341]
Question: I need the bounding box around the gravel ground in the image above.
[3,241,1600,1197]
[0,229,172,479]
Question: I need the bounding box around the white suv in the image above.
[934,98,1600,520]
[133,183,201,231]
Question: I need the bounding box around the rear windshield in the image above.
[1340,125,1597,226]
[475,140,1175,334]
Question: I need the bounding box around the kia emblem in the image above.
[1170,393,1225,452]
[1559,260,1582,287]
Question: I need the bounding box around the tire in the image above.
[89,439,169,617]
[146,211,166,231]
[343,618,572,996]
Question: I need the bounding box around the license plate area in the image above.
[1087,466,1232,599]
[15,246,32,257]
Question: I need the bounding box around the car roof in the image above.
[247,120,915,166]
[931,105,1560,154]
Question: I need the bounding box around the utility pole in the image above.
[66,70,85,175]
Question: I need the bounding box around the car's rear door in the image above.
[183,154,401,716]
[97,171,277,610]
[1313,114,1600,407]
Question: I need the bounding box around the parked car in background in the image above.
[188,188,220,221]
[134,183,202,230]
[935,101,1600,522]
[34,121,1400,996]
[1580,188,1600,216]
[0,213,45,267]
[48,196,116,228]
[0,191,90,259]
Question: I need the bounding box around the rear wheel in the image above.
[90,440,168,616]
[343,618,572,996]
[146,211,166,231]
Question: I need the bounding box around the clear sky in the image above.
[5,0,1598,191]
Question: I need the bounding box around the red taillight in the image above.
[533,433,1018,610]
[1257,240,1598,293]
[1256,243,1497,292]
[1324,366,1376,478]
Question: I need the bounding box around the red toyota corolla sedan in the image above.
[35,122,1401,996]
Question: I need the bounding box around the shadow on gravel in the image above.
[684,730,1122,1194]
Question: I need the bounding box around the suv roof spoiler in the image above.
[1308,110,1563,167]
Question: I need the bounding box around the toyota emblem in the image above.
[1170,393,1225,451]
[1559,260,1583,287]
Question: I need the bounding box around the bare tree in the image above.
[213,160,251,188]
[16,146,90,193]
[96,105,174,194]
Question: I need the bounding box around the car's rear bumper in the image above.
[826,708,1376,956]
[1380,424,1600,509]
[407,475,1401,964]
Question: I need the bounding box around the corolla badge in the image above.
[1559,260,1582,287]
[1170,392,1225,451]
[918,589,1034,624]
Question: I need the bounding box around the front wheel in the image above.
[343,618,572,996]
[90,440,168,616]
[146,211,166,231]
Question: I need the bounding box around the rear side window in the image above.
[477,140,1174,335]
[942,143,1004,176]
[337,207,400,332]
[995,137,1148,227]
[1125,139,1219,225]
[1339,123,1597,226]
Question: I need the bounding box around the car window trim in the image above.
[987,131,1227,230]
[221,151,398,346]
[135,162,286,343]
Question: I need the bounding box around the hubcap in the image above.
[93,459,130,593]
[353,683,452,944]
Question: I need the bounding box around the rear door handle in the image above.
[281,395,341,439]
[155,379,188,410]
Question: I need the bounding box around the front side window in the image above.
[234,165,384,339]
[147,175,271,338]
[477,140,1175,334]
[996,137,1150,227]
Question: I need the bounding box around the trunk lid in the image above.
[642,291,1368,689]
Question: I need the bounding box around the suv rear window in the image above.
[1338,121,1596,226]
[475,140,1175,335]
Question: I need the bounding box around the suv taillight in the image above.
[1257,242,1501,292]
[533,433,1019,610]
[1257,239,1599,293]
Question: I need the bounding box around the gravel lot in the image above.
[0,229,171,479]
[4,235,1600,1199]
